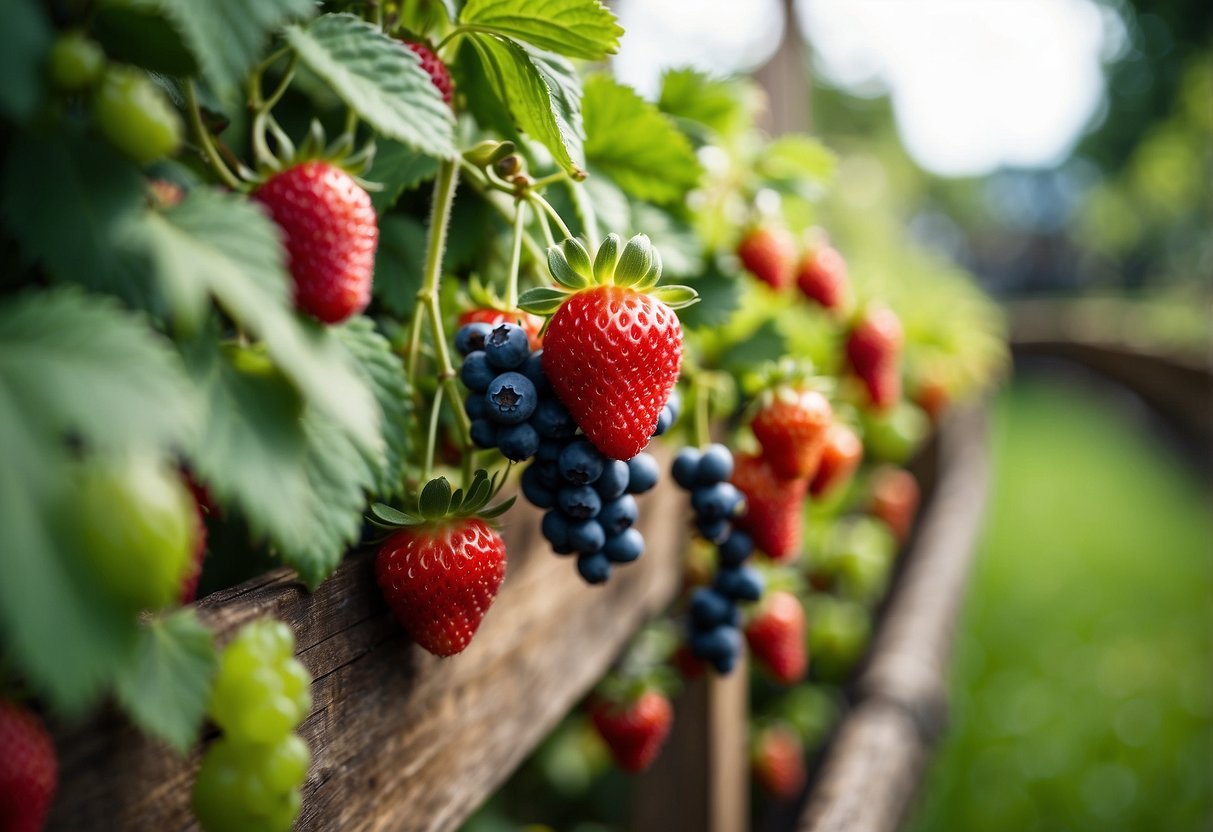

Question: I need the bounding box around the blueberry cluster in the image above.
[672,444,764,674]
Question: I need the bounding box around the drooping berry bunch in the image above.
[457,321,553,462]
[192,619,313,832]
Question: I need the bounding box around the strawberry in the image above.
[809,422,863,499]
[459,308,543,351]
[796,243,848,313]
[845,305,903,410]
[751,387,833,480]
[372,472,514,657]
[913,371,951,424]
[0,700,57,832]
[589,690,673,773]
[253,161,378,324]
[731,453,807,562]
[178,487,208,605]
[404,41,454,105]
[672,643,706,680]
[745,590,807,684]
[868,466,920,543]
[737,226,796,290]
[752,725,806,800]
[526,234,696,461]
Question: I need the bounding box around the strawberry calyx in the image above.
[368,469,515,532]
[746,358,833,415]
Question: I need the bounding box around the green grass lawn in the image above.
[910,376,1213,831]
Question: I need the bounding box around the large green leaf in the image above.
[459,0,621,60]
[466,34,585,175]
[658,68,751,139]
[114,610,218,752]
[366,139,441,213]
[159,0,314,103]
[583,74,701,205]
[285,14,457,159]
[0,0,51,121]
[756,135,838,187]
[373,214,427,318]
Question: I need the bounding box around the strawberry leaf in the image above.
[459,0,622,60]
[518,287,569,315]
[366,139,442,213]
[0,0,51,122]
[419,477,454,520]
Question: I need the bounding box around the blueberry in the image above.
[577,551,612,584]
[485,372,537,425]
[521,464,555,508]
[530,398,576,440]
[464,394,488,421]
[715,565,764,602]
[534,460,561,490]
[558,485,601,519]
[666,390,682,423]
[559,440,605,485]
[460,351,495,392]
[521,351,552,395]
[696,443,734,484]
[689,587,736,628]
[709,645,740,675]
[469,418,498,449]
[690,625,742,672]
[567,518,605,554]
[695,515,730,543]
[484,323,530,370]
[552,541,576,556]
[598,494,637,536]
[603,528,644,563]
[455,322,493,356]
[653,406,673,437]
[691,482,744,521]
[536,438,566,464]
[626,453,659,494]
[498,422,540,461]
[541,510,570,548]
[595,460,630,499]
[671,448,701,490]
[718,528,754,567]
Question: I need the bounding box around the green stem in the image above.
[506,198,527,311]
[569,180,601,251]
[529,171,568,190]
[185,81,243,191]
[532,201,558,248]
[460,160,548,263]
[422,382,445,481]
[529,193,575,241]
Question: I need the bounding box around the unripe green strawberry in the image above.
[47,31,105,92]
[92,65,182,164]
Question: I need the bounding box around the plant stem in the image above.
[185,82,243,191]
[422,383,445,481]
[506,198,527,311]
[529,192,575,241]
[460,160,548,263]
[532,202,558,247]
[569,180,601,251]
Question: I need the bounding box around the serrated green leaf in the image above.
[676,266,742,330]
[583,74,701,205]
[419,477,453,519]
[651,284,699,310]
[657,68,750,138]
[286,14,457,159]
[547,247,589,290]
[460,0,622,60]
[0,0,51,121]
[373,214,427,318]
[518,287,568,315]
[113,610,218,752]
[366,139,442,213]
[614,234,654,286]
[466,34,585,176]
[592,232,620,281]
[157,0,313,104]
[722,319,788,376]
[756,135,838,187]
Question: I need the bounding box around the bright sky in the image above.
[614,0,1113,177]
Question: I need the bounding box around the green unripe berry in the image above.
[92,65,183,164]
[48,31,106,92]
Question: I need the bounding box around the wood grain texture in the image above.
[48,461,688,832]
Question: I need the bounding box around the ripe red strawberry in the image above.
[752,725,806,800]
[745,590,808,684]
[796,243,848,312]
[737,226,796,290]
[731,453,807,562]
[672,644,706,680]
[868,466,920,543]
[376,517,506,657]
[589,690,673,773]
[253,161,378,324]
[846,306,904,410]
[459,308,543,350]
[809,422,863,499]
[751,387,833,480]
[914,373,951,424]
[178,487,208,605]
[404,41,454,105]
[0,700,58,832]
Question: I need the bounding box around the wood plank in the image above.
[48,457,688,832]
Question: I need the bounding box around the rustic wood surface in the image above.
[48,453,688,832]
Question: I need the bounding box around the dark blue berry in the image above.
[598,494,637,536]
[567,519,605,554]
[536,439,566,464]
[485,372,537,425]
[470,418,498,449]
[695,515,730,543]
[626,453,659,494]
[464,394,488,421]
[455,322,493,356]
[718,529,754,567]
[671,448,701,490]
[541,510,570,548]
[460,351,495,392]
[559,440,605,485]
[530,398,576,440]
[521,465,555,508]
[484,323,530,370]
[552,541,576,556]
[498,422,540,461]
[696,443,734,484]
[653,406,673,437]
[577,551,612,584]
[595,460,630,499]
[603,528,644,563]
[558,485,601,520]
[709,644,740,675]
[689,587,736,628]
[691,482,744,521]
[534,460,561,490]
[521,351,551,395]
[715,565,764,602]
[690,625,742,670]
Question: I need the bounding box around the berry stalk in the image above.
[184,81,243,192]
[506,198,528,312]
